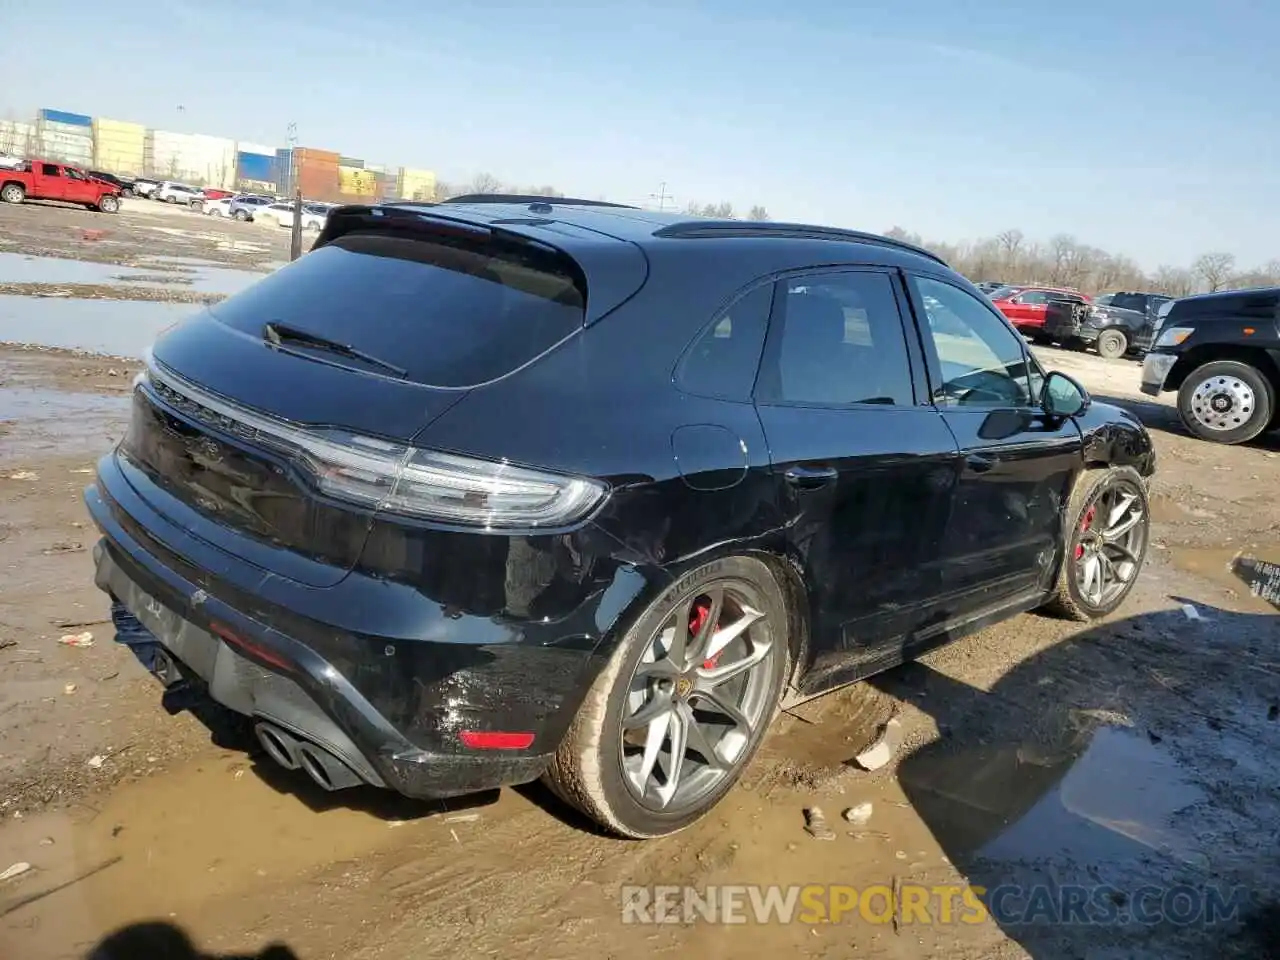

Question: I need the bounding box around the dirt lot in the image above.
[1,200,1278,960]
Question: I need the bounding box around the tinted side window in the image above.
[757,271,914,406]
[1019,290,1050,305]
[676,283,772,401]
[913,276,1035,407]
[41,163,60,176]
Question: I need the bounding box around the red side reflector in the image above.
[459,730,535,751]
[210,622,292,672]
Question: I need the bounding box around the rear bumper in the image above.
[84,454,631,799]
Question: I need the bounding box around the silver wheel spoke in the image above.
[1106,493,1138,534]
[666,596,694,668]
[692,585,725,661]
[703,606,764,663]
[1102,541,1140,568]
[1080,554,1102,603]
[634,657,681,681]
[624,690,672,730]
[699,639,771,687]
[635,707,668,789]
[696,689,752,735]
[655,708,688,807]
[681,703,725,770]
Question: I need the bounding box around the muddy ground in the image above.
[1,201,1278,960]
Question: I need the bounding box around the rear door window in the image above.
[209,230,586,388]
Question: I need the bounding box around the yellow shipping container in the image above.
[93,118,146,175]
[338,166,377,198]
[396,167,436,202]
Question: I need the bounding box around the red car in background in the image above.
[988,285,1090,338]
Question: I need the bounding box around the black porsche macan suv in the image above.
[86,196,1155,837]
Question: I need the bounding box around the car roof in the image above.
[379,195,949,267]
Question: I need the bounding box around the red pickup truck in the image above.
[0,159,122,213]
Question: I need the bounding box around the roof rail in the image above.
[440,194,636,209]
[652,220,948,266]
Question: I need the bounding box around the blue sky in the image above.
[2,0,1277,268]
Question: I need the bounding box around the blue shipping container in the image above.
[40,108,92,127]
[236,151,276,183]
[275,148,293,194]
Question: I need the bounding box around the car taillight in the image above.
[142,359,607,529]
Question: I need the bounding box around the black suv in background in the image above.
[1141,286,1280,444]
[86,197,1154,837]
[1044,291,1173,359]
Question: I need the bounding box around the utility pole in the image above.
[287,122,303,261]
[649,181,673,212]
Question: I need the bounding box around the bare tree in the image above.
[1192,252,1236,292]
[466,172,502,195]
[748,205,770,221]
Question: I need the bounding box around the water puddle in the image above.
[0,253,262,297]
[0,387,131,459]
[0,296,196,357]
[1169,545,1280,613]
[901,725,1207,870]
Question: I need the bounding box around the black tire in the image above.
[1177,360,1274,445]
[0,183,25,204]
[121,187,134,198]
[233,210,249,221]
[97,195,120,214]
[164,194,177,203]
[1041,465,1149,621]
[1096,329,1128,360]
[545,555,789,838]
[1028,332,1051,345]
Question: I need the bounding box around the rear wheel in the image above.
[164,194,177,203]
[1177,360,1273,445]
[545,556,788,838]
[0,183,24,204]
[1042,466,1149,621]
[97,194,120,214]
[233,209,249,221]
[1096,329,1128,359]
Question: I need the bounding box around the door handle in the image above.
[965,454,995,474]
[784,465,838,489]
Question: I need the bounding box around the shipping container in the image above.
[40,108,92,128]
[395,167,437,202]
[92,118,146,175]
[147,130,236,188]
[236,151,276,183]
[297,152,341,203]
[38,121,94,167]
[293,146,340,165]
[338,165,377,199]
[338,156,364,169]
[275,148,294,195]
[0,120,37,157]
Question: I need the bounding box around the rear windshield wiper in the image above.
[263,321,408,379]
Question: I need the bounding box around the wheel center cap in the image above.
[675,675,695,699]
[1210,393,1233,412]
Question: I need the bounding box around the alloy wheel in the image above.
[619,581,775,814]
[1074,480,1147,608]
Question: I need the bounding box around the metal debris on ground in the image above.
[803,807,836,841]
[443,813,481,823]
[63,683,76,695]
[0,863,32,882]
[58,632,94,648]
[847,830,892,842]
[5,471,38,481]
[1181,603,1203,621]
[852,717,904,771]
[87,755,105,769]
[842,802,874,825]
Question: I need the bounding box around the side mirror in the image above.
[1042,371,1091,417]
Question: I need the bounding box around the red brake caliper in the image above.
[689,599,722,670]
[1076,505,1097,560]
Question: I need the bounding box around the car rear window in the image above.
[208,230,586,388]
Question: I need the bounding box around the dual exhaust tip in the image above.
[253,721,362,792]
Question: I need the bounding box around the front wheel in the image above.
[233,210,249,221]
[545,556,788,838]
[0,183,25,204]
[1095,329,1128,359]
[1177,360,1274,445]
[97,195,120,214]
[1042,466,1149,621]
